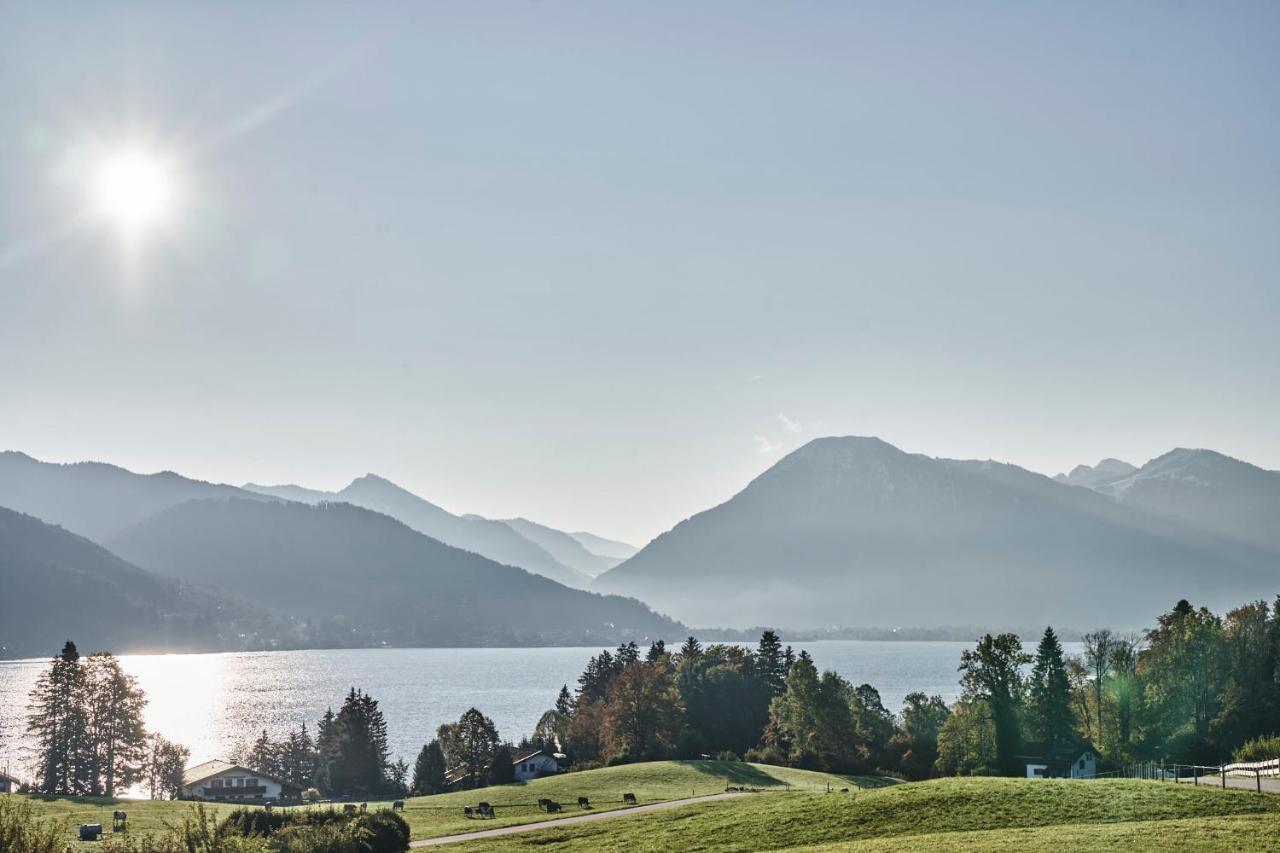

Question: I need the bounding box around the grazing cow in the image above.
[463,807,474,818]
[392,800,404,812]
[477,801,494,818]
[623,792,637,804]
[80,824,103,841]
[537,798,552,812]
[577,796,590,808]
[840,787,849,793]
[343,804,357,815]
[546,801,561,813]
[112,811,127,832]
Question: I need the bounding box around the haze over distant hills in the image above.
[501,517,624,577]
[242,476,596,588]
[0,506,276,659]
[593,437,1280,629]
[568,531,640,562]
[108,497,681,647]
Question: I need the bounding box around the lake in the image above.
[0,641,1083,774]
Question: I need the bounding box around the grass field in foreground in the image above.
[11,760,888,848]
[444,776,1280,852]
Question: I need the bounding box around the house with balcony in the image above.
[181,759,301,802]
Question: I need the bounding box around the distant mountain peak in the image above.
[1055,458,1137,488]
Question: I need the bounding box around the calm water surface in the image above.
[0,641,1081,773]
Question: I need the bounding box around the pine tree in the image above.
[1027,627,1074,747]
[280,723,317,789]
[616,641,640,667]
[646,640,667,663]
[678,636,703,661]
[756,631,788,697]
[26,641,90,794]
[554,685,575,717]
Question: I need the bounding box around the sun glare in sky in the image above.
[92,147,177,235]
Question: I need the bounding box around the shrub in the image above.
[744,745,785,766]
[714,750,741,762]
[348,811,409,853]
[0,796,66,853]
[605,752,634,767]
[1234,734,1280,763]
[215,807,407,853]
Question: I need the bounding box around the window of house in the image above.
[211,779,223,788]
[1079,759,1085,769]
[247,779,258,787]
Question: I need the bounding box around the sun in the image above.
[92,148,177,234]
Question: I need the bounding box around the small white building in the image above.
[0,770,19,793]
[181,760,301,802]
[512,748,560,782]
[1021,743,1098,779]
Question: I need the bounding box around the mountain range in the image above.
[3,438,1277,653]
[0,452,670,658]
[593,437,1279,629]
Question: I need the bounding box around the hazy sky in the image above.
[2,2,1277,545]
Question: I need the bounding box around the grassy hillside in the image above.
[9,760,883,848]
[444,776,1280,851]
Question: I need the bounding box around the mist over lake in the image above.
[0,641,1082,770]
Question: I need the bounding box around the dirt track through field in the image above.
[409,791,746,847]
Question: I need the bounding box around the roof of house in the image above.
[512,748,551,764]
[182,759,297,789]
[0,769,20,784]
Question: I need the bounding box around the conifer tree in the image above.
[1027,627,1074,747]
[26,641,90,794]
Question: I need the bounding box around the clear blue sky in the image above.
[2,2,1277,544]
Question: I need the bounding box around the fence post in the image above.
[1194,764,1198,786]
[1221,765,1226,789]
[1257,770,1262,794]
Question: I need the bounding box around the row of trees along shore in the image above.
[13,595,1279,798]
[532,596,1280,780]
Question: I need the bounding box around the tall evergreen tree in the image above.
[1026,627,1074,747]
[756,631,788,697]
[615,641,640,667]
[26,641,90,794]
[554,684,575,717]
[678,636,703,661]
[646,640,667,663]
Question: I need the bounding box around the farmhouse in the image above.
[0,769,19,793]
[1020,742,1098,779]
[512,748,561,781]
[181,759,301,802]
